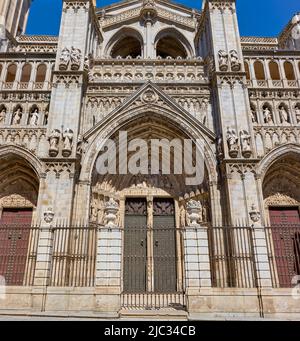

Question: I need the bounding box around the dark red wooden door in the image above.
[269,207,300,287]
[0,209,32,285]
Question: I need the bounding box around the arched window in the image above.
[284,61,295,80]
[107,29,143,59]
[269,61,280,80]
[20,64,32,83]
[254,61,266,80]
[35,64,47,83]
[6,64,17,82]
[155,29,192,59]
[156,36,187,59]
[244,62,250,79]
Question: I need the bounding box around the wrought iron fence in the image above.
[49,226,97,287]
[1,223,299,292]
[208,226,257,288]
[0,225,40,286]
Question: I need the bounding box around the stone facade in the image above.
[0,0,300,320]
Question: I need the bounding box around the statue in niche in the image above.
[240,130,252,158]
[295,105,300,123]
[44,111,49,126]
[226,127,239,158]
[0,107,6,124]
[263,106,273,125]
[12,107,22,125]
[251,107,257,123]
[229,49,241,71]
[29,108,39,126]
[62,129,74,157]
[279,105,290,124]
[48,129,61,157]
[218,50,229,71]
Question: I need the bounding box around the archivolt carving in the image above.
[265,193,299,206]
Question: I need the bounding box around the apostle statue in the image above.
[263,106,273,125]
[279,105,289,124]
[29,108,39,126]
[12,107,22,125]
[0,107,6,124]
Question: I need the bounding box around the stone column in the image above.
[183,200,212,312]
[95,198,122,314]
[32,207,55,311]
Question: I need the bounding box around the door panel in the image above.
[0,209,32,285]
[153,198,177,292]
[269,207,300,287]
[123,198,147,293]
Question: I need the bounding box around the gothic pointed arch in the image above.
[105,27,144,58]
[154,28,194,58]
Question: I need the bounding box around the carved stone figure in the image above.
[263,106,273,125]
[70,46,82,70]
[251,108,257,123]
[0,108,6,124]
[48,129,61,157]
[217,135,224,157]
[29,108,39,126]
[229,49,241,71]
[44,207,55,224]
[59,47,70,70]
[62,128,74,157]
[12,108,22,125]
[179,204,186,227]
[186,200,203,226]
[295,105,300,123]
[279,106,290,124]
[104,198,119,228]
[218,50,228,71]
[226,128,239,158]
[240,130,252,158]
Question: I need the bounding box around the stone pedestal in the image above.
[32,225,53,311]
[95,226,122,313]
[183,225,212,312]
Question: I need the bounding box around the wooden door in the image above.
[269,207,300,287]
[123,198,147,293]
[0,209,32,285]
[153,198,177,292]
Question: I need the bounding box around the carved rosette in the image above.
[104,198,119,228]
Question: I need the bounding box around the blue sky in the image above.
[26,0,300,37]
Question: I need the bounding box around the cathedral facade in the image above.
[0,0,300,319]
